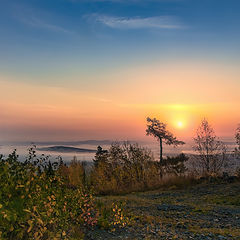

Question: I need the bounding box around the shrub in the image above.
[162,153,189,176]
[91,143,191,194]
[91,142,161,194]
[58,157,86,188]
[96,201,131,230]
[0,148,128,239]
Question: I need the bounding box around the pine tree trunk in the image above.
[159,137,163,179]
[160,137,163,163]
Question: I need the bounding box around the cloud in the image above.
[21,16,73,34]
[88,15,184,29]
[12,5,73,34]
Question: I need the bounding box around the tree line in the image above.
[56,117,240,195]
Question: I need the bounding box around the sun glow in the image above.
[175,121,184,129]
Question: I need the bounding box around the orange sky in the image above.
[0,60,239,142]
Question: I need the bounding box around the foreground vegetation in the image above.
[0,149,130,240]
[1,145,239,239]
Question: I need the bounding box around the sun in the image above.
[176,121,184,129]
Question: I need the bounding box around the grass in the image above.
[95,181,240,239]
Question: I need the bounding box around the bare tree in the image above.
[235,124,240,159]
[146,117,185,163]
[193,119,227,175]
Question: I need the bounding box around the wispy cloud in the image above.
[20,16,73,34]
[88,14,184,29]
[13,5,73,34]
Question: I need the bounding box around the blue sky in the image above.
[1,0,240,86]
[1,0,240,141]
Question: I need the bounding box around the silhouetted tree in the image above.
[93,146,108,167]
[193,119,227,175]
[146,117,185,163]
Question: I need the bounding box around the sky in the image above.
[0,0,240,142]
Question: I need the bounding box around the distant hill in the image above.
[38,146,97,153]
[34,140,112,146]
[1,140,113,146]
